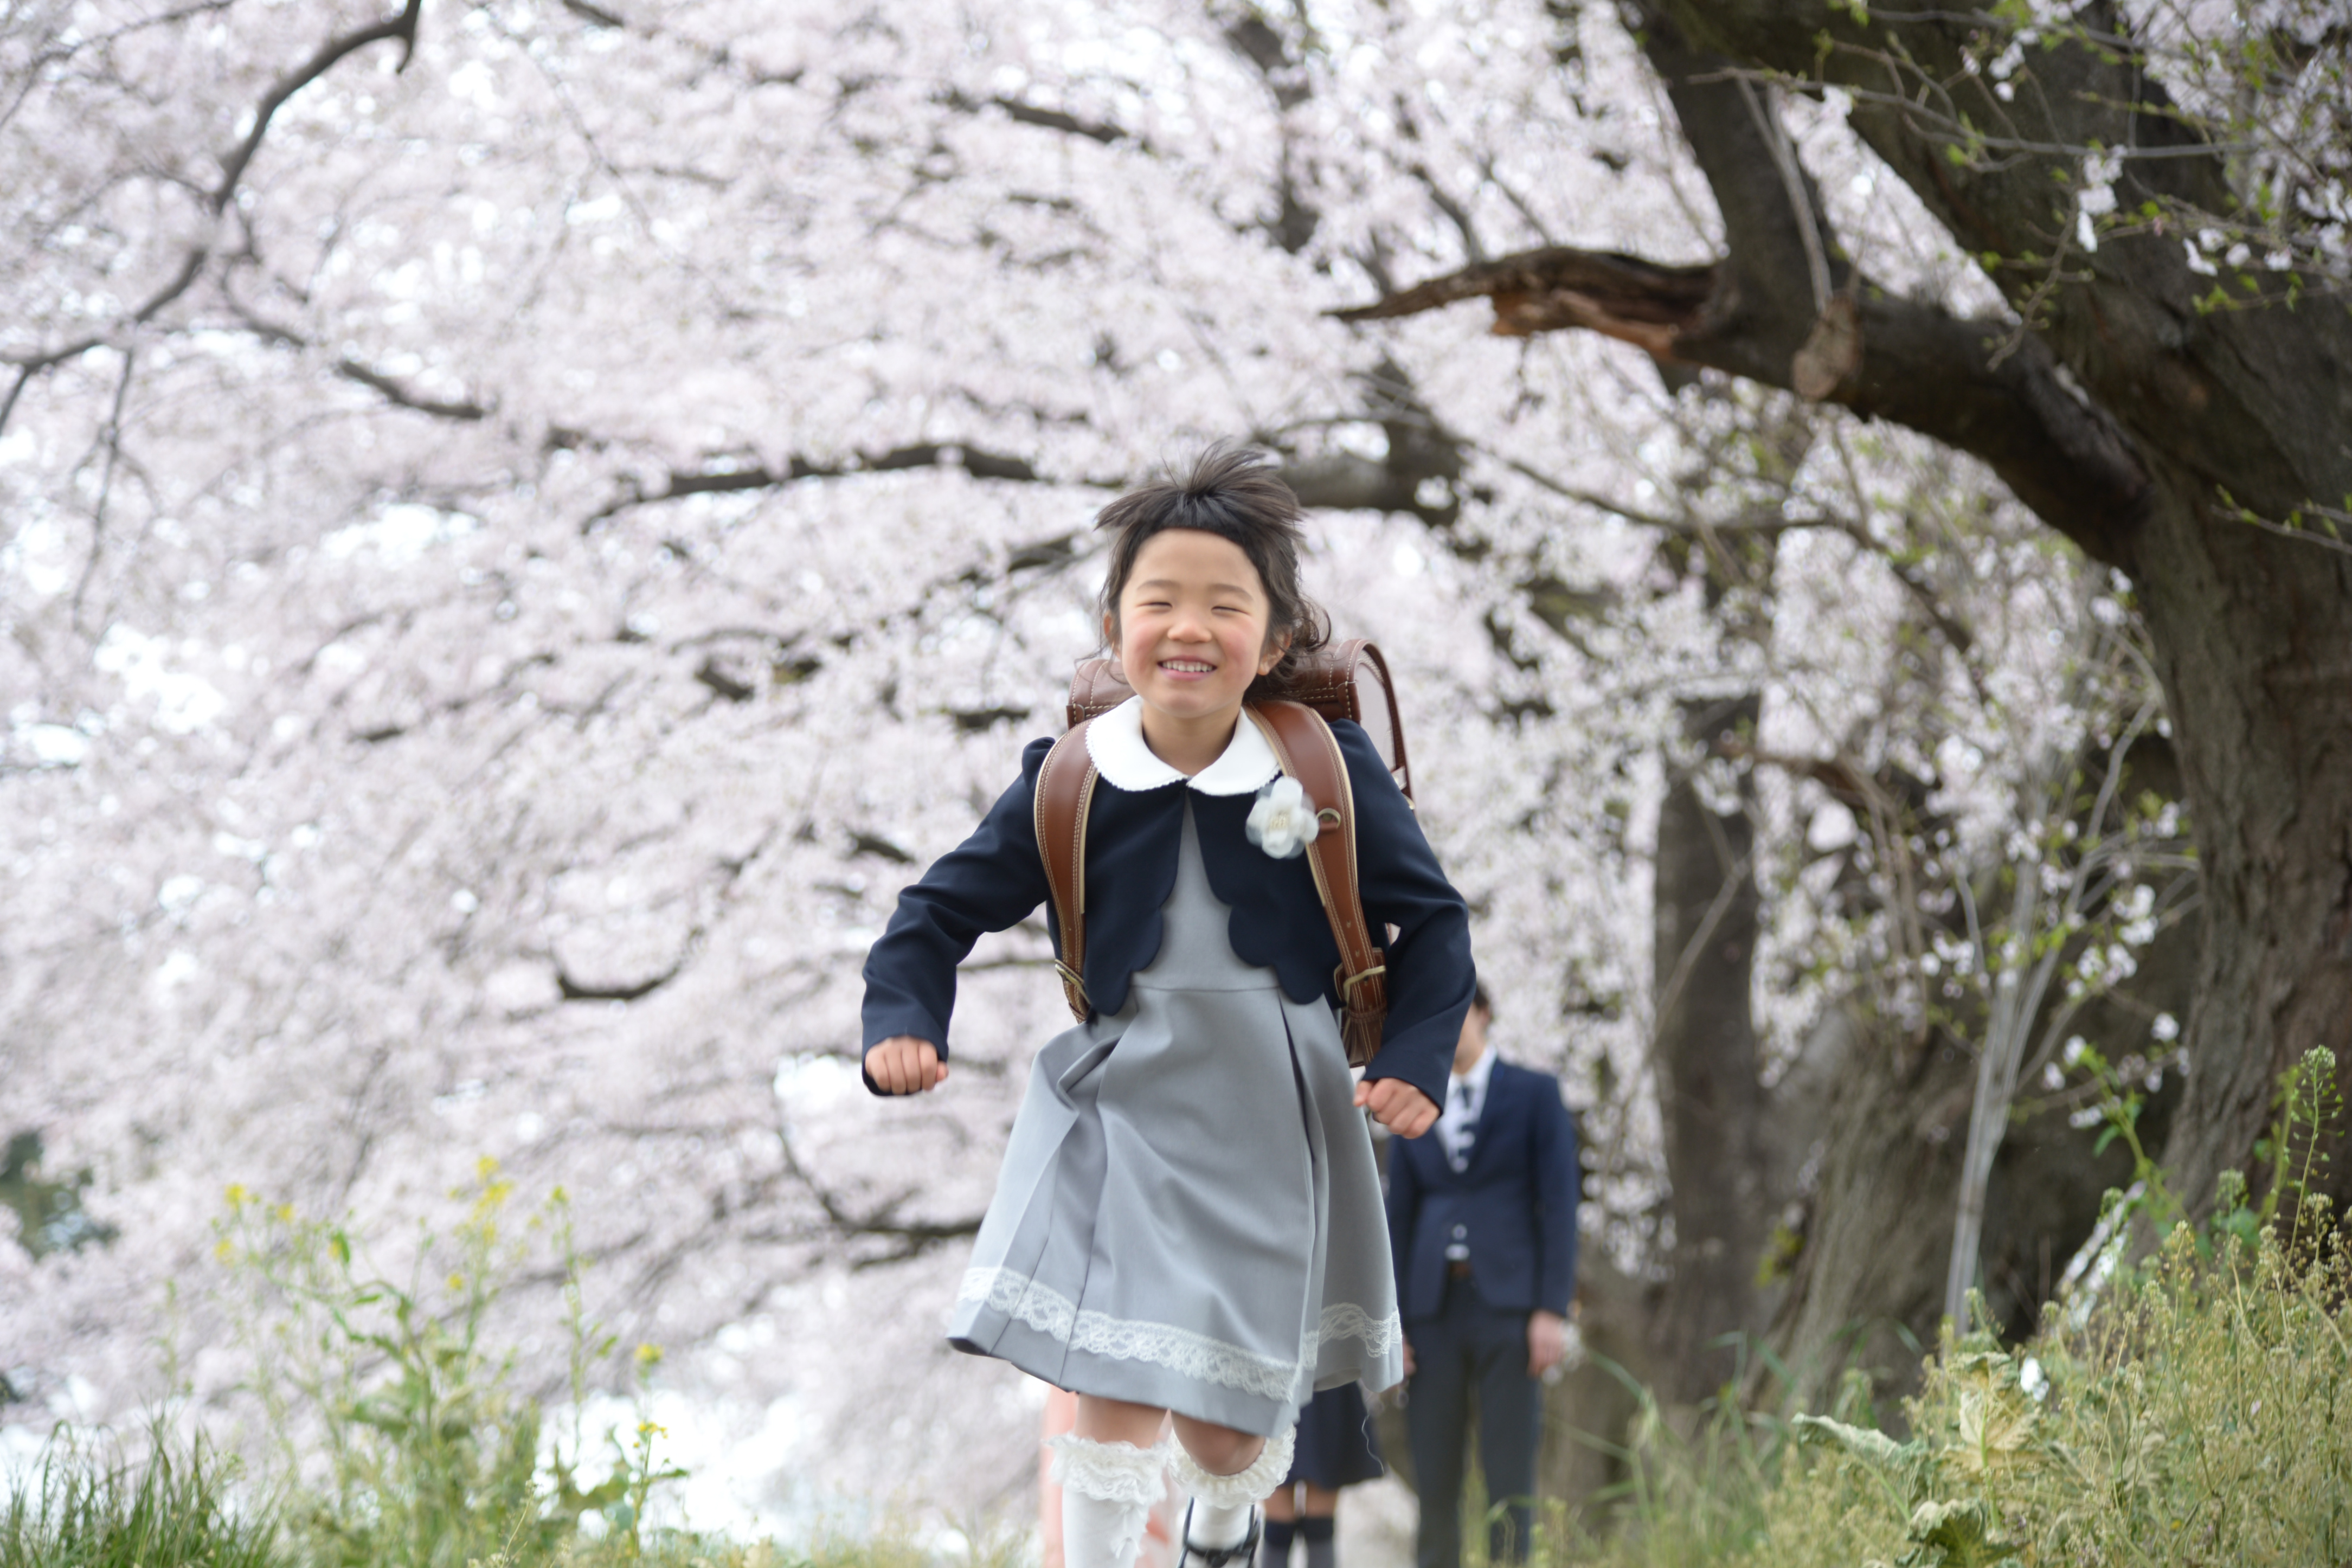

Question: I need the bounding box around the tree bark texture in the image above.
[1646,692,1770,1405]
[1764,1011,1970,1410]
[2129,483,2352,1215]
[1339,0,2352,1220]
[1763,731,2200,1408]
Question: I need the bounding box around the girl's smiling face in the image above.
[1106,528,1287,733]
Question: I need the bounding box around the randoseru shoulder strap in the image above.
[1033,722,1097,1020]
[1246,702,1389,1067]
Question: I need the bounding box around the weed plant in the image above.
[0,1430,287,1568]
[1757,1216,2350,1566]
[1567,1047,2350,1568]
[194,1163,1025,1568]
[210,1161,682,1568]
[1522,1361,1855,1568]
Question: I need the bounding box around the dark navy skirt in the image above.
[1282,1383,1384,1489]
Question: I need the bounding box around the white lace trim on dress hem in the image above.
[956,1267,1402,1400]
[1314,1301,1404,1360]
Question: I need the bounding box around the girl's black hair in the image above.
[1095,442,1331,701]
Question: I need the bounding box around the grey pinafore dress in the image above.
[947,800,1404,1436]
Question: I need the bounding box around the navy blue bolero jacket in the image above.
[859,718,1476,1110]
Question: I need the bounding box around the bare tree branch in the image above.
[1335,7,2155,565]
[583,441,1050,529]
[774,1118,983,1268]
[940,88,1136,147]
[1405,160,1487,263]
[215,0,425,209]
[1333,241,2149,564]
[1648,0,2352,530]
[69,349,139,634]
[1333,245,1715,348]
[556,956,687,1003]
[336,359,492,422]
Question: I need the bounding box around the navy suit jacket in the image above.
[859,718,1476,1110]
[1385,1058,1579,1321]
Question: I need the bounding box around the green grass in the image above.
[1535,1046,2352,1568]
[1506,1225,2350,1568]
[1,1431,288,1568]
[0,1434,1017,1568]
[1733,1217,2352,1567]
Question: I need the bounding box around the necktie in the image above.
[1449,1081,1473,1171]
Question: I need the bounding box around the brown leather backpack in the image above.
[1032,639,1411,1066]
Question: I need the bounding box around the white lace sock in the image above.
[1172,1426,1295,1556]
[1049,1434,1172,1568]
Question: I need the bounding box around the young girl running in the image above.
[862,445,1475,1568]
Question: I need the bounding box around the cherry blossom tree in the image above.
[0,0,2252,1520]
[1338,0,2352,1250]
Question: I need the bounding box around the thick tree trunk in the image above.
[2130,480,2352,1213]
[1646,693,1771,1405]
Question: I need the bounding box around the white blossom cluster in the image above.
[2111,1,2347,275]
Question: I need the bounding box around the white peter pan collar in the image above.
[1083,696,1282,796]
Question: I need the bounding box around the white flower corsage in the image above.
[1245,776,1320,859]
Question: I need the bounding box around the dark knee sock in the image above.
[1257,1519,1297,1568]
[1299,1515,1335,1568]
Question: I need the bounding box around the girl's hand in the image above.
[1355,1077,1437,1138]
[866,1036,949,1094]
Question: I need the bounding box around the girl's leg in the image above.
[1168,1415,1296,1566]
[1169,1415,1268,1475]
[1258,1484,1299,1568]
[1076,1395,1172,1448]
[1295,1484,1339,1568]
[1051,1396,1175,1568]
